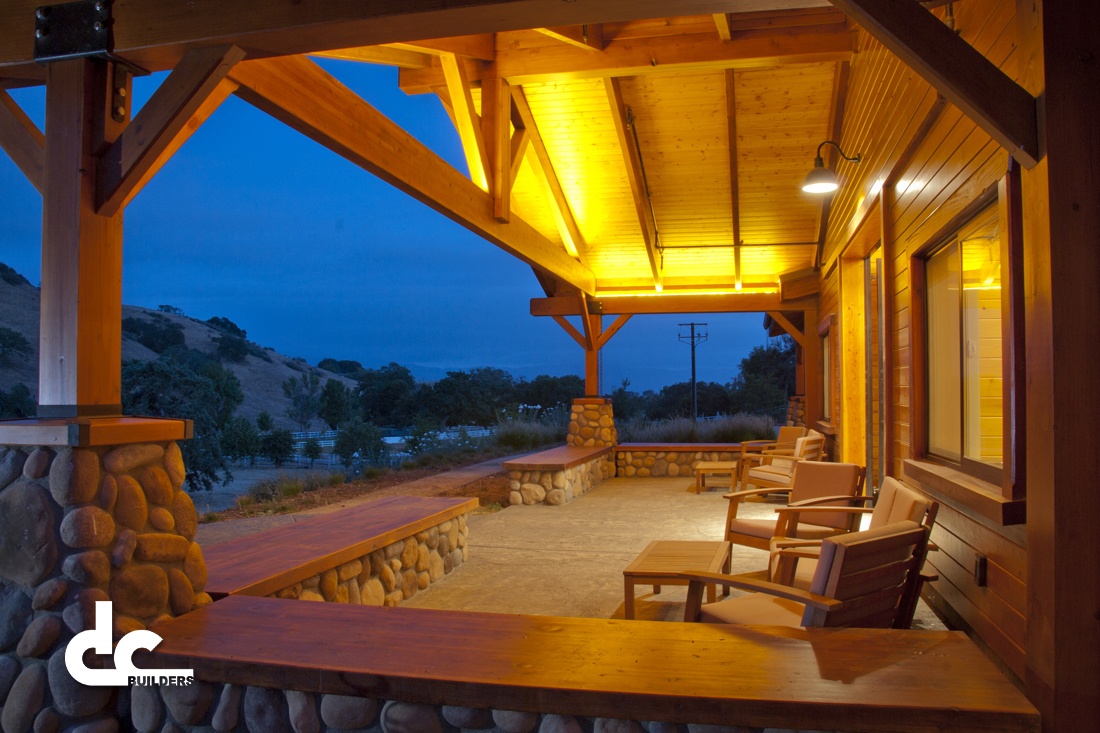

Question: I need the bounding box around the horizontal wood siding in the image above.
[824,0,1026,678]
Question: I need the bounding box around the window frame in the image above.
[909,169,1026,507]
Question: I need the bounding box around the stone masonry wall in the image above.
[506,455,614,506]
[266,515,468,606]
[615,448,741,478]
[122,682,850,733]
[566,399,616,448]
[0,441,209,733]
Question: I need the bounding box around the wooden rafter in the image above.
[813,59,850,270]
[766,311,806,347]
[827,0,1039,168]
[512,86,586,261]
[440,53,490,191]
[0,88,44,193]
[534,25,605,52]
[227,55,595,293]
[724,69,742,291]
[713,14,733,40]
[597,314,632,349]
[311,46,432,69]
[389,35,496,61]
[509,128,530,186]
[400,24,854,92]
[532,293,817,316]
[605,78,661,290]
[98,45,245,216]
[1,0,776,81]
[481,75,512,222]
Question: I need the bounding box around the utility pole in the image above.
[678,322,709,421]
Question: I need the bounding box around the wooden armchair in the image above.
[767,477,940,628]
[737,431,826,491]
[682,520,930,629]
[723,461,866,551]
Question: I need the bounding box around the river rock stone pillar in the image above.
[566,398,617,448]
[0,441,209,732]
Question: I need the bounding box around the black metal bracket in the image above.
[33,0,148,76]
[34,0,112,63]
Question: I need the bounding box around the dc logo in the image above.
[65,601,195,687]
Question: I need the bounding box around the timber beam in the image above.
[0,1,829,84]
[97,45,244,215]
[512,86,587,262]
[532,293,817,317]
[0,88,44,192]
[827,0,1039,168]
[400,23,854,92]
[605,78,662,291]
[227,55,595,293]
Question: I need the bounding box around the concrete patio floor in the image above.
[403,476,947,629]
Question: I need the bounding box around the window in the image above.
[924,206,1003,481]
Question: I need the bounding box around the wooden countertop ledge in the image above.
[146,595,1039,733]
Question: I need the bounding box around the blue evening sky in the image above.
[0,60,774,393]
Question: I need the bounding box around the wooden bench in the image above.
[147,595,1039,733]
[204,495,477,599]
[502,445,613,506]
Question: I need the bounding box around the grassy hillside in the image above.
[0,262,354,429]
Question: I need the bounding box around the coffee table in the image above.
[623,540,732,619]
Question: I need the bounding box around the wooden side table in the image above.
[623,540,732,619]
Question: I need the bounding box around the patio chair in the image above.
[724,461,865,551]
[767,477,940,628]
[681,520,930,629]
[737,430,826,491]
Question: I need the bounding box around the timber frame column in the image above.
[39,58,125,417]
[1018,0,1100,730]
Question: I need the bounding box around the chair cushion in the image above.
[871,477,930,527]
[788,462,863,530]
[699,592,805,626]
[731,517,842,542]
[746,465,792,485]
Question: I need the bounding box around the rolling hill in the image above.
[0,262,354,430]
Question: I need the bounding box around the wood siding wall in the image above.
[822,0,1027,678]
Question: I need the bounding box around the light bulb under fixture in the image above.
[802,140,862,194]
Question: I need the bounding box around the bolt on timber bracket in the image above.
[33,0,148,80]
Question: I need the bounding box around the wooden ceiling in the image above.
[320,8,854,299]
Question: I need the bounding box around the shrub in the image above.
[494,405,568,451]
[122,316,185,353]
[616,413,777,443]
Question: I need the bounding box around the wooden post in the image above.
[1018,1,1100,730]
[803,306,821,426]
[584,316,602,397]
[39,59,127,417]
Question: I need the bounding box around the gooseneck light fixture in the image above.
[802,140,862,194]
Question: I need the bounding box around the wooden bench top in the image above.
[146,595,1038,733]
[502,445,612,471]
[204,496,477,598]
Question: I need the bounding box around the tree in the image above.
[303,437,322,469]
[121,356,243,491]
[157,305,185,315]
[357,362,417,427]
[514,374,584,412]
[728,337,796,421]
[122,317,185,354]
[221,416,261,465]
[0,384,34,419]
[318,358,365,377]
[213,334,250,363]
[262,429,294,468]
[609,379,647,421]
[0,327,31,365]
[205,316,246,338]
[332,417,386,468]
[318,379,352,430]
[256,410,274,433]
[283,371,322,431]
[423,367,515,426]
